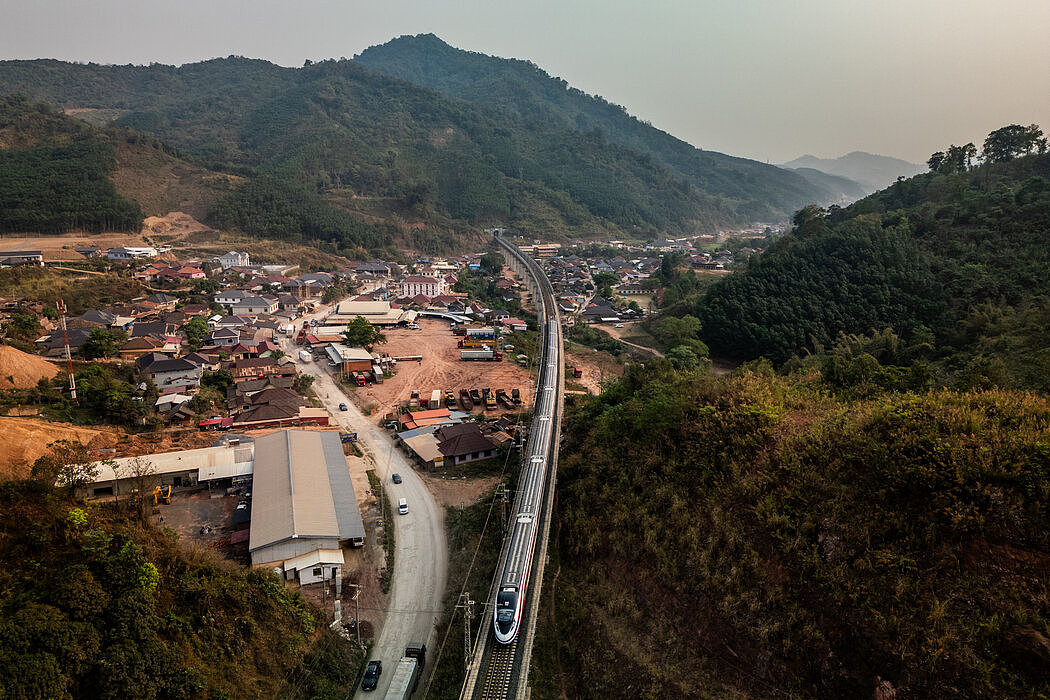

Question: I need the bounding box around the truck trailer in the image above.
[429,389,442,410]
[460,348,503,361]
[383,643,426,699]
[298,350,312,362]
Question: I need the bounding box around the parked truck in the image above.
[572,366,583,378]
[460,348,503,361]
[469,388,482,405]
[445,391,457,408]
[429,389,442,410]
[484,388,497,410]
[459,389,473,411]
[298,350,312,362]
[384,643,426,700]
[409,390,421,409]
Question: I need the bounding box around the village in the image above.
[0,226,758,643]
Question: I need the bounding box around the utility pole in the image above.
[57,298,77,402]
[347,583,362,647]
[457,592,475,671]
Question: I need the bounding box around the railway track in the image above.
[460,232,563,700]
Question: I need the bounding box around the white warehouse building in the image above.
[249,430,366,584]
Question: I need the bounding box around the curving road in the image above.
[279,307,447,698]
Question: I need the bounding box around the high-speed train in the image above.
[492,231,561,645]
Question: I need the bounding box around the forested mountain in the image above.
[0,95,143,233]
[694,151,1050,389]
[781,151,925,194]
[355,34,844,219]
[0,52,821,238]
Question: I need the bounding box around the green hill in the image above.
[0,50,829,238]
[694,152,1050,389]
[0,479,360,699]
[533,365,1050,698]
[355,33,838,220]
[0,95,143,233]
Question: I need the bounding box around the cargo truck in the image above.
[459,389,473,410]
[429,389,442,410]
[460,348,503,361]
[384,643,426,699]
[299,350,312,362]
[409,390,421,409]
[469,388,482,405]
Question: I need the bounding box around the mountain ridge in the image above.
[354,33,847,216]
[781,150,925,193]
[0,53,823,236]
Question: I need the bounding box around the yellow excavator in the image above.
[152,485,172,505]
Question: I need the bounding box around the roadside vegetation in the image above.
[533,361,1050,697]
[366,470,396,594]
[0,476,362,699]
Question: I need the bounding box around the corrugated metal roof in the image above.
[198,461,254,481]
[91,445,242,483]
[248,431,364,554]
[321,432,366,542]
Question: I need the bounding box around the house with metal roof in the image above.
[248,431,365,583]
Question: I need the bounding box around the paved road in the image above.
[280,308,448,697]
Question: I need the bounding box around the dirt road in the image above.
[282,306,448,698]
[601,321,664,357]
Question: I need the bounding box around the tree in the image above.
[80,328,125,360]
[666,345,699,370]
[479,252,504,276]
[2,309,40,341]
[293,374,315,393]
[183,316,208,351]
[982,123,1044,163]
[127,457,156,520]
[342,316,385,351]
[31,440,99,497]
[201,369,233,392]
[792,204,827,237]
[931,143,977,174]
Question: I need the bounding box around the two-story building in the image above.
[216,251,251,270]
[400,275,446,299]
[148,358,202,391]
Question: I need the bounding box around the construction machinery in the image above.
[152,485,172,505]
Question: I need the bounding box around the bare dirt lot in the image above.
[564,344,624,394]
[355,318,534,418]
[0,231,150,261]
[422,473,501,508]
[0,417,120,477]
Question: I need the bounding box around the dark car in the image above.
[362,660,382,691]
[392,473,402,484]
[339,402,348,411]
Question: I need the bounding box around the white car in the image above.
[614,323,624,328]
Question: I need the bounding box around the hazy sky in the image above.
[2,0,1048,164]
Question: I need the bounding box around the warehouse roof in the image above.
[248,431,364,554]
